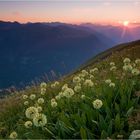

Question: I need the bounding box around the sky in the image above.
[0,0,140,24]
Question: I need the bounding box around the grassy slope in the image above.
[0,40,140,139]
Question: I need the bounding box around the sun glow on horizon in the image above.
[123,21,129,27]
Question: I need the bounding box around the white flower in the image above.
[135,59,140,64]
[23,95,28,100]
[51,98,56,102]
[33,114,47,127]
[129,130,140,139]
[73,76,81,83]
[131,68,140,76]
[37,98,44,104]
[30,94,36,100]
[81,95,86,99]
[123,64,133,72]
[41,88,46,95]
[110,62,115,66]
[89,74,94,80]
[40,82,47,89]
[51,101,58,108]
[62,84,68,91]
[24,121,33,128]
[93,99,103,109]
[109,82,115,88]
[9,131,18,139]
[51,81,59,88]
[25,106,38,119]
[81,70,89,77]
[63,88,75,98]
[74,85,81,92]
[110,66,117,71]
[58,92,64,98]
[90,68,98,74]
[105,79,112,84]
[84,79,94,87]
[55,95,61,100]
[37,106,42,112]
[123,58,131,64]
[78,73,86,78]
[24,101,29,106]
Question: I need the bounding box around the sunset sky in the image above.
[0,0,140,24]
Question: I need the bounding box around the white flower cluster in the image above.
[51,81,59,88]
[105,79,115,88]
[9,131,18,139]
[25,106,47,127]
[40,82,47,95]
[110,62,117,71]
[51,98,57,107]
[84,79,94,87]
[73,76,81,84]
[92,99,103,109]
[90,68,98,74]
[123,58,140,76]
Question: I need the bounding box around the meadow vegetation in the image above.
[0,42,140,139]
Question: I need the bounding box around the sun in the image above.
[123,21,129,27]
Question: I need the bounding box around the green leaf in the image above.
[80,127,87,139]
[126,106,134,117]
[99,115,107,130]
[100,130,108,139]
[107,120,112,136]
[115,113,121,131]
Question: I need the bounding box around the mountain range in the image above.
[0,21,140,89]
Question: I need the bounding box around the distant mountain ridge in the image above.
[0,21,140,89]
[0,21,115,89]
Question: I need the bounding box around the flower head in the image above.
[37,106,42,112]
[109,82,115,88]
[84,79,94,87]
[123,58,131,64]
[51,101,58,108]
[131,68,140,76]
[41,88,46,95]
[110,66,117,71]
[73,76,81,83]
[90,68,98,74]
[40,82,47,89]
[37,98,44,104]
[63,88,75,98]
[25,106,38,119]
[9,131,18,139]
[30,94,36,100]
[74,85,81,92]
[123,64,133,72]
[33,114,47,127]
[62,84,68,91]
[23,95,28,100]
[24,121,33,128]
[93,99,103,109]
[81,95,86,99]
[24,101,29,106]
[110,62,115,66]
[135,59,140,64]
[105,79,112,84]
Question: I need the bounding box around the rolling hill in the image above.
[0,40,140,139]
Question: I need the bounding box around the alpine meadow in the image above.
[0,0,140,139]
